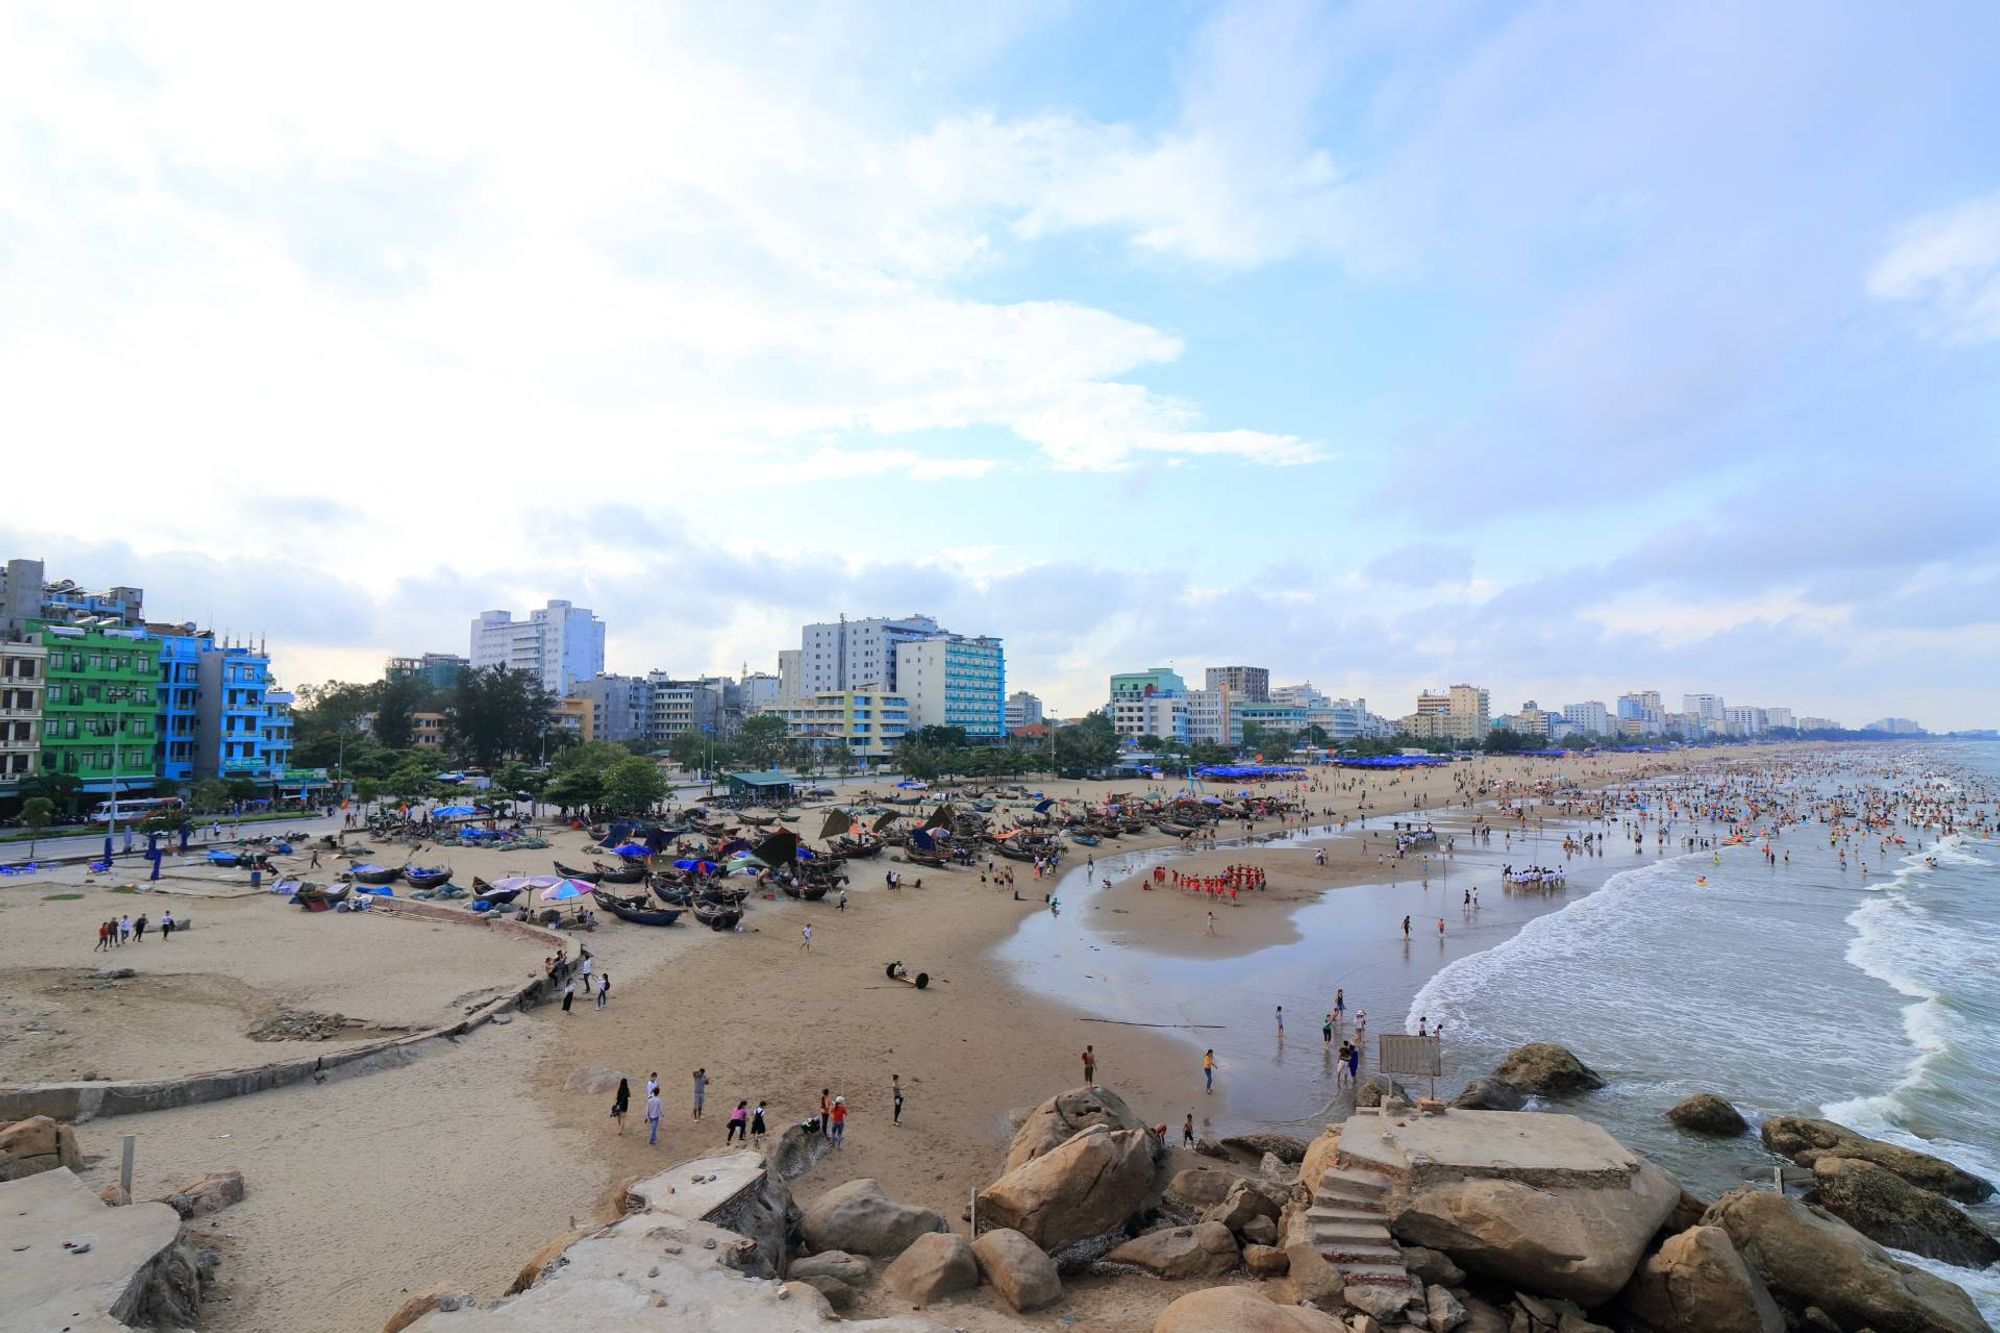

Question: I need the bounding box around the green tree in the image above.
[372,675,428,751]
[601,756,667,815]
[20,796,54,858]
[542,767,604,814]
[354,777,383,805]
[667,730,707,771]
[1051,714,1118,776]
[735,714,787,769]
[1482,727,1532,754]
[23,770,83,818]
[386,758,438,802]
[445,666,556,768]
[191,778,231,813]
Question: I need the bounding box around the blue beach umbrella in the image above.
[541,878,592,901]
[611,843,649,857]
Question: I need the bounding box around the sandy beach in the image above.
[2,748,1739,1331]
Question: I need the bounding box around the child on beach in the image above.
[611,1078,630,1133]
[726,1101,748,1144]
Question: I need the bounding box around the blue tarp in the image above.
[1334,755,1447,768]
[611,843,649,857]
[1194,764,1306,777]
[434,804,478,817]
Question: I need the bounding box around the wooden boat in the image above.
[291,882,351,911]
[552,860,602,883]
[691,899,742,930]
[831,834,883,859]
[346,863,401,885]
[404,865,453,891]
[781,880,829,902]
[592,887,682,926]
[1066,830,1100,846]
[592,859,647,884]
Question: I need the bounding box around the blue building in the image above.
[153,628,209,784]
[893,634,1006,740]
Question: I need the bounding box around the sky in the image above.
[2,1,1997,728]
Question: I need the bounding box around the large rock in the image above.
[788,1249,871,1283]
[159,1170,246,1219]
[800,1178,947,1259]
[1426,1282,1469,1333]
[1103,1220,1238,1279]
[794,1274,855,1311]
[0,1116,83,1181]
[1300,1125,1342,1192]
[1281,1241,1344,1311]
[1206,1178,1281,1235]
[1354,1074,1411,1108]
[1666,1093,1747,1137]
[1452,1077,1528,1111]
[1163,1166,1235,1212]
[1153,1284,1350,1333]
[882,1231,977,1308]
[971,1227,1061,1313]
[1808,1154,2000,1267]
[1244,1242,1289,1275]
[976,1125,1155,1252]
[1705,1185,1989,1333]
[1761,1116,1993,1203]
[1006,1085,1150,1170]
[1493,1043,1604,1096]
[1619,1224,1783,1333]
[1390,1160,1679,1305]
[1223,1132,1308,1164]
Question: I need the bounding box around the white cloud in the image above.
[1867,189,2000,343]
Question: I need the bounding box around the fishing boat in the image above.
[591,860,647,884]
[592,887,682,926]
[345,863,402,886]
[404,865,453,891]
[1066,830,1100,846]
[551,860,603,883]
[691,899,742,930]
[781,880,829,902]
[291,882,351,911]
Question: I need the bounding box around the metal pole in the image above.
[120,1134,135,1199]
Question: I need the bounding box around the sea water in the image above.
[1410,743,2000,1316]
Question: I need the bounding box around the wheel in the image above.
[914,973,929,989]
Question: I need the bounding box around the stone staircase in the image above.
[1306,1110,1415,1302]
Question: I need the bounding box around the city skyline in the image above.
[4,4,1997,727]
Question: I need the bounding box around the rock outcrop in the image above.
[0,1115,84,1181]
[1492,1043,1604,1096]
[1005,1085,1150,1170]
[1807,1154,2000,1267]
[970,1227,1061,1313]
[801,1178,947,1259]
[1102,1220,1238,1279]
[1761,1116,1993,1202]
[1205,1178,1282,1236]
[1163,1166,1235,1212]
[788,1250,871,1283]
[1618,1223,1784,1333]
[976,1124,1155,1252]
[1280,1241,1345,1311]
[1354,1074,1411,1108]
[1451,1077,1527,1112]
[882,1231,977,1309]
[1,1168,206,1330]
[1222,1132,1308,1164]
[159,1168,246,1219]
[1390,1159,1679,1304]
[1299,1125,1342,1195]
[1665,1092,1747,1136]
[1705,1185,1989,1333]
[1152,1282,1350,1332]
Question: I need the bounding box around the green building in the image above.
[36,624,162,795]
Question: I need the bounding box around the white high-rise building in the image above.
[894,634,1006,739]
[1004,691,1044,730]
[470,600,605,697]
[1562,701,1613,737]
[799,614,942,694]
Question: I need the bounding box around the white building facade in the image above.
[799,614,941,694]
[470,600,606,698]
[894,634,1005,739]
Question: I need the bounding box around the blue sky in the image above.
[2,1,1997,726]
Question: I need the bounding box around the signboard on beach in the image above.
[1378,1034,1443,1078]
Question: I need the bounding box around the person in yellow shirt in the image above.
[1203,1049,1216,1093]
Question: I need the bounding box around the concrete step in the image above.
[1333,1264,1414,1287]
[1304,1203,1388,1225]
[1307,1219,1393,1246]
[1309,1193,1388,1216]
[1318,1242,1402,1266]
[1320,1167,1393,1197]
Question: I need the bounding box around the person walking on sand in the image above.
[751,1100,769,1145]
[561,977,575,1013]
[837,888,847,912]
[892,1074,904,1126]
[828,1096,846,1149]
[644,1085,663,1144]
[1205,910,1216,936]
[1182,1113,1196,1148]
[801,923,812,953]
[819,1089,832,1134]
[692,1068,707,1121]
[596,971,610,1008]
[648,1071,660,1102]
[611,1077,630,1134]
[120,914,132,944]
[133,914,147,943]
[725,1100,748,1144]
[309,848,321,869]
[1203,1049,1216,1093]
[1081,1045,1096,1085]
[95,920,110,952]
[161,909,174,940]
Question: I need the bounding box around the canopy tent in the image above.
[1194,764,1305,778]
[726,772,798,801]
[672,859,721,875]
[433,804,480,818]
[1333,755,1448,768]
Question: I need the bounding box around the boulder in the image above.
[1207,1179,1282,1234]
[882,1231,977,1308]
[1451,1077,1527,1112]
[1281,1241,1344,1310]
[1705,1185,1989,1333]
[161,1170,245,1218]
[1665,1190,1711,1237]
[1153,1284,1350,1332]
[1344,1282,1416,1320]
[1224,1132,1309,1164]
[1619,1224,1783,1333]
[1492,1044,1604,1096]
[794,1274,855,1311]
[787,1249,871,1283]
[98,1184,132,1207]
[1808,1154,2000,1267]
[1164,1166,1236,1212]
[1354,1075,1411,1108]
[0,1116,83,1181]
[1193,1136,1229,1160]
[1426,1282,1469,1333]
[1300,1125,1343,1192]
[801,1178,947,1259]
[1403,1245,1465,1287]
[1241,1214,1278,1247]
[1390,1160,1679,1305]
[976,1125,1155,1252]
[1666,1093,1747,1136]
[1102,1221,1238,1279]
[1459,1295,1510,1333]
[971,1227,1061,1313]
[383,1291,471,1332]
[1761,1116,1993,1203]
[1006,1085,1151,1170]
[1244,1242,1289,1275]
